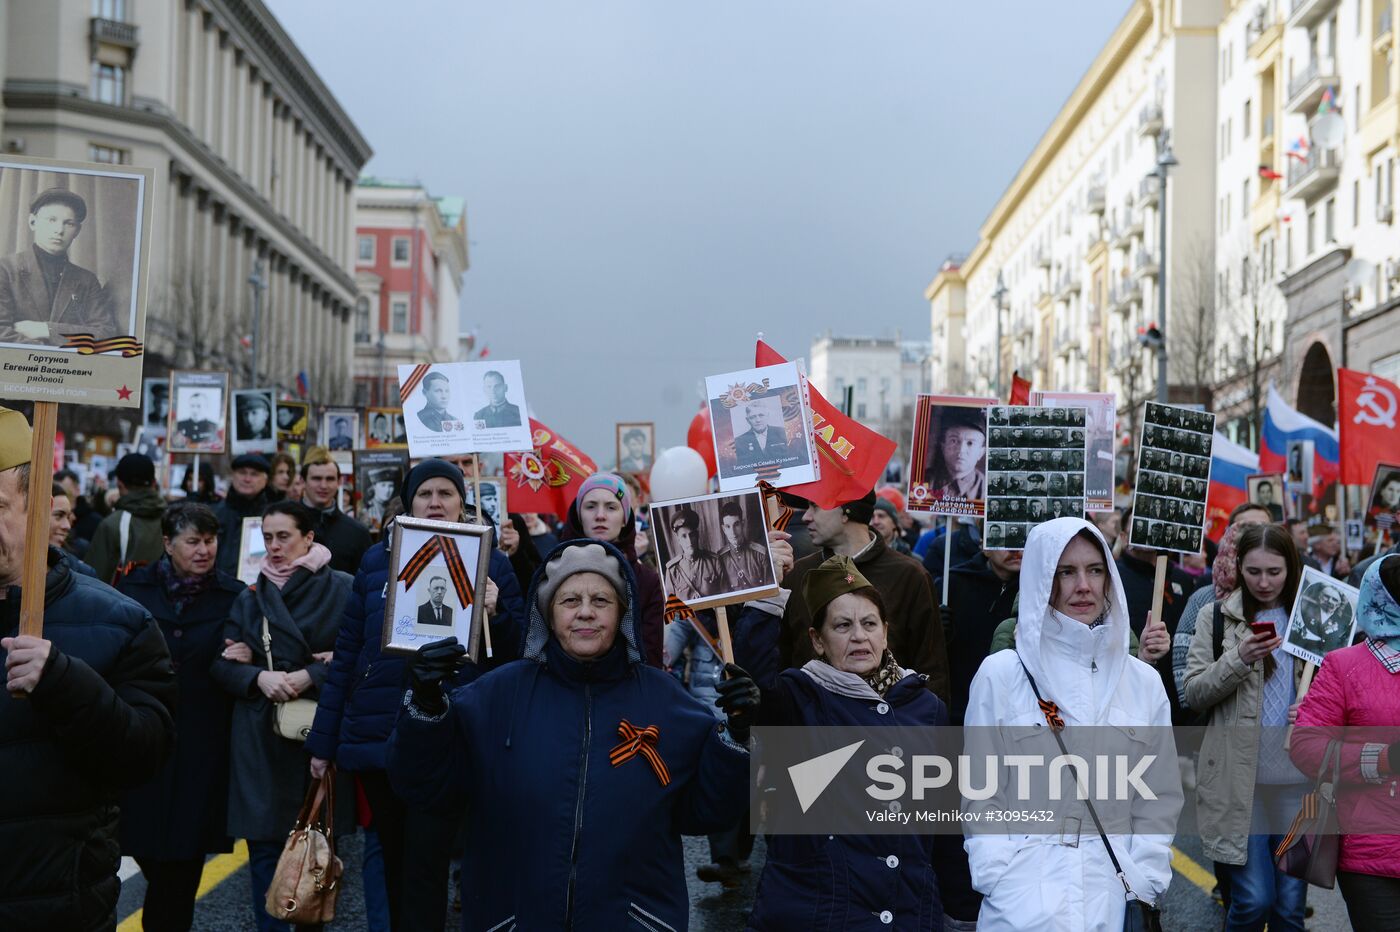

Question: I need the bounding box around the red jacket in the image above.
[1291,641,1400,878]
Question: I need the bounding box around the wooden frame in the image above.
[615,422,655,473]
[166,369,229,454]
[380,516,492,661]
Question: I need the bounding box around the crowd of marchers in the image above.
[2,412,1399,932]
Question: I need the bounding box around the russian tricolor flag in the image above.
[1259,383,1340,498]
[1206,432,1259,542]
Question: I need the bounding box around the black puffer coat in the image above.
[0,548,177,931]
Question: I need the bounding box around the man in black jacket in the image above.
[931,546,1022,726]
[212,452,273,577]
[0,406,177,931]
[300,446,370,575]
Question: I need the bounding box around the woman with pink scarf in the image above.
[211,499,353,932]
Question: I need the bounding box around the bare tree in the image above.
[1168,236,1216,407]
[1214,232,1284,448]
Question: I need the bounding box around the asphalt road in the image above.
[114,829,1357,930]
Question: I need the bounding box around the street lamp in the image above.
[992,271,1009,398]
[247,259,266,388]
[1149,131,1177,403]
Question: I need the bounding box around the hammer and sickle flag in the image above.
[398,534,475,608]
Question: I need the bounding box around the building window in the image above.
[1242,180,1249,218]
[92,63,126,105]
[1354,180,1361,226]
[390,298,409,334]
[92,0,127,19]
[88,143,129,164]
[856,403,867,419]
[1243,99,1251,137]
[1307,209,1317,254]
[357,236,375,263]
[354,297,371,342]
[834,377,846,397]
[353,380,371,407]
[391,237,411,264]
[902,377,914,396]
[856,377,867,394]
[1324,197,1336,242]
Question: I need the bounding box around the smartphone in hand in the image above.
[1249,620,1277,639]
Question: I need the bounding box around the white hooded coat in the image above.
[963,518,1180,931]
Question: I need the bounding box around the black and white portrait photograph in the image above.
[650,488,780,611]
[321,407,360,452]
[1283,568,1360,667]
[230,388,276,455]
[705,361,817,492]
[142,378,168,438]
[1246,473,1288,522]
[907,394,994,516]
[382,516,493,660]
[465,478,506,531]
[398,359,533,457]
[0,156,153,407]
[616,422,655,473]
[354,449,408,536]
[364,406,408,448]
[166,369,229,454]
[979,404,1088,549]
[1286,438,1314,491]
[1033,390,1115,510]
[1129,402,1216,554]
[276,400,309,444]
[1367,462,1400,524]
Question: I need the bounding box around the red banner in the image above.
[1008,371,1032,406]
[755,340,896,509]
[1338,367,1400,485]
[504,419,597,516]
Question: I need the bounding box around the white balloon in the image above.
[649,447,709,502]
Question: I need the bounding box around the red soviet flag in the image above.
[755,339,897,509]
[1339,367,1400,484]
[504,418,597,516]
[1008,371,1032,406]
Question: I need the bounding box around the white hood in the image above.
[1014,517,1132,724]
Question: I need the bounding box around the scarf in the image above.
[155,555,217,614]
[801,651,912,702]
[1213,525,1242,600]
[260,542,332,589]
[1358,554,1400,650]
[861,649,905,698]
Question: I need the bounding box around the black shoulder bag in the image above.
[1018,659,1164,932]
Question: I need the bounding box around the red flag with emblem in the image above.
[1338,367,1400,484]
[754,340,896,509]
[504,418,597,515]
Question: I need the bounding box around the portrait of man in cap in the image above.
[0,187,118,345]
[922,404,986,503]
[474,369,522,428]
[663,506,724,601]
[361,466,400,532]
[235,392,272,441]
[417,371,464,433]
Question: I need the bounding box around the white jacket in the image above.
[963,517,1181,931]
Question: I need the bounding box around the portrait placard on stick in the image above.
[397,360,533,457]
[1128,402,1216,554]
[230,388,275,455]
[364,406,407,448]
[381,516,493,661]
[167,370,229,455]
[355,449,408,535]
[1367,461,1400,526]
[982,405,1088,550]
[1031,391,1116,511]
[275,400,308,445]
[1246,472,1288,522]
[142,378,168,439]
[321,407,360,452]
[650,488,781,611]
[465,477,506,532]
[704,362,817,492]
[1283,567,1359,667]
[906,394,995,516]
[616,422,655,473]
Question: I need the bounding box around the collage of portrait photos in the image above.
[1129,402,1216,554]
[982,405,1088,551]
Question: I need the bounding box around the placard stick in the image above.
[715,604,736,665]
[1337,482,1349,564]
[1148,554,1169,633]
[941,516,954,605]
[471,454,493,659]
[192,452,200,498]
[18,402,58,638]
[1283,662,1318,751]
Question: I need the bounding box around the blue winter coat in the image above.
[749,667,950,932]
[387,538,750,931]
[305,537,525,772]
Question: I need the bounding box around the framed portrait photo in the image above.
[1286,438,1314,491]
[230,388,276,455]
[397,359,533,456]
[906,394,996,516]
[1246,473,1289,522]
[649,488,780,611]
[381,516,493,661]
[364,406,408,449]
[704,362,818,492]
[465,478,507,532]
[275,400,309,444]
[616,422,655,474]
[142,378,169,438]
[1282,567,1360,667]
[1367,461,1400,525]
[355,449,409,535]
[0,155,154,408]
[166,369,229,454]
[321,407,360,453]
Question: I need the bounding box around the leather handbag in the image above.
[261,615,319,742]
[265,771,343,924]
[1274,738,1341,888]
[1019,661,1164,932]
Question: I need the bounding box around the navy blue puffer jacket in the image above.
[305,536,525,772]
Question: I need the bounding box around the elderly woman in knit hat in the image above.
[304,458,526,931]
[389,538,756,931]
[748,553,950,931]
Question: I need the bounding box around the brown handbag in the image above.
[1274,738,1341,889]
[264,771,344,925]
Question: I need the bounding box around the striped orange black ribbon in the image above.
[62,333,144,357]
[1274,792,1318,857]
[398,363,431,404]
[664,594,721,657]
[397,534,475,608]
[1038,698,1065,732]
[756,479,793,533]
[609,720,670,786]
[753,464,782,483]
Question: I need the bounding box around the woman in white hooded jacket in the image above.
[963,517,1181,931]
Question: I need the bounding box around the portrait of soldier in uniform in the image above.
[473,369,522,428]
[717,500,771,591]
[417,371,463,432]
[176,391,218,445]
[663,507,724,602]
[732,402,791,468]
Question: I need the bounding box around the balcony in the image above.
[1110,279,1141,313]
[1378,5,1394,53]
[1288,0,1341,30]
[1286,57,1340,114]
[90,17,139,49]
[1034,249,1051,270]
[1133,249,1160,279]
[1086,185,1106,215]
[1138,102,1163,138]
[1055,271,1082,301]
[1137,176,1159,208]
[1248,3,1283,58]
[1284,146,1341,201]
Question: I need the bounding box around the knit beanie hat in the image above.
[802,554,875,622]
[535,541,630,616]
[841,490,878,525]
[401,458,467,511]
[575,472,632,521]
[872,497,898,523]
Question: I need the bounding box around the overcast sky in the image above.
[267,0,1129,464]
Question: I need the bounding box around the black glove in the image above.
[408,637,467,717]
[715,662,760,743]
